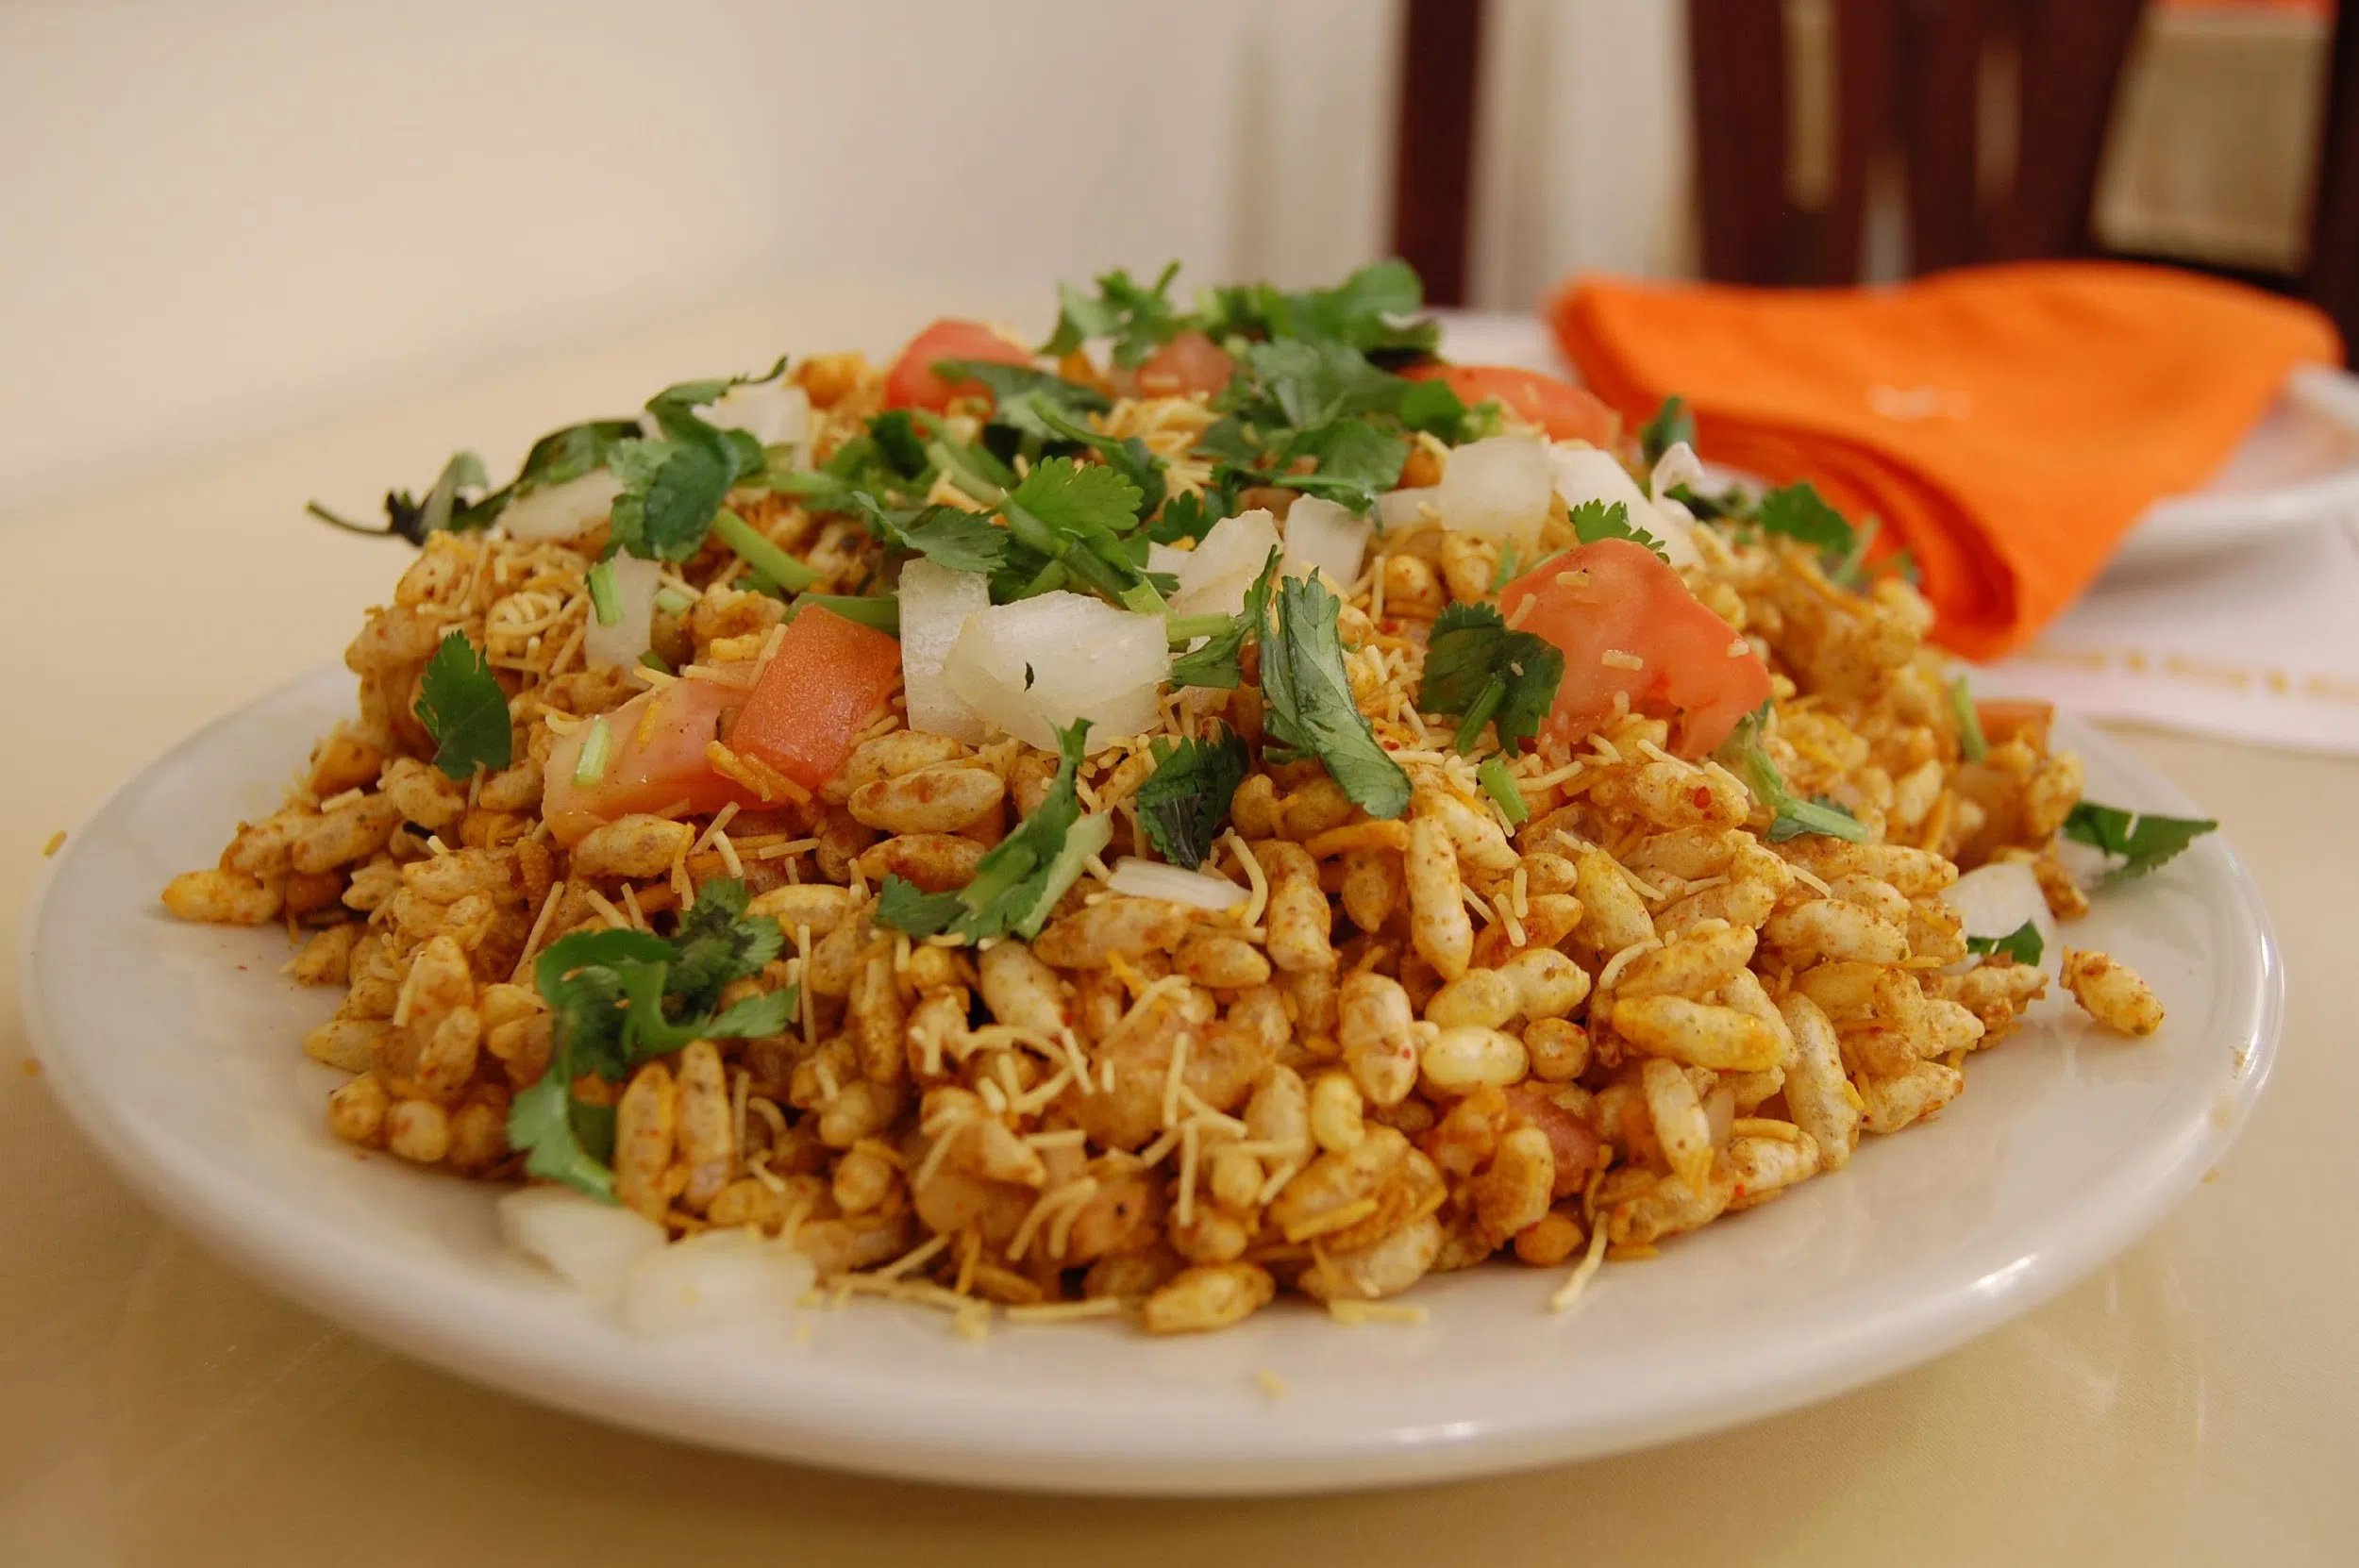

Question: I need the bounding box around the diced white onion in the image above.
[1940,861,2060,976]
[499,1185,668,1296]
[1438,434,1552,554]
[896,559,991,743]
[1551,443,1702,568]
[1108,857,1247,911]
[500,470,626,542]
[617,1226,817,1337]
[1374,485,1439,533]
[945,592,1170,752]
[700,381,811,453]
[1281,495,1372,589]
[1146,541,1189,580]
[584,554,661,670]
[1648,440,1707,503]
[1166,509,1281,618]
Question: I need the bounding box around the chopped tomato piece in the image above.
[883,318,1034,412]
[1975,698,2054,753]
[1131,330,1233,399]
[728,607,903,791]
[1498,538,1771,758]
[1502,1084,1601,1199]
[542,673,761,847]
[1404,362,1621,447]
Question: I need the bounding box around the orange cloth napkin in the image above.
[1548,261,2343,659]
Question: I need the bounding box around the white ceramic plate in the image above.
[24,667,2279,1495]
[1434,310,2359,577]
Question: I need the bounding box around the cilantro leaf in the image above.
[1965,919,2045,966]
[607,363,785,561]
[1166,551,1274,690]
[1230,339,1405,431]
[1204,259,1440,354]
[1042,263,1184,366]
[845,493,1009,575]
[933,360,1111,443]
[2062,801,2217,884]
[997,458,1159,611]
[1398,376,1501,444]
[413,631,512,780]
[874,875,965,938]
[1639,395,1696,467]
[875,720,1111,943]
[1569,499,1670,563]
[665,877,785,1014]
[607,433,742,562]
[1417,602,1565,755]
[509,884,795,1200]
[1134,726,1250,869]
[1280,419,1411,515]
[508,1066,619,1200]
[1025,398,1169,516]
[1259,573,1411,818]
[1756,482,1856,569]
[1715,703,1868,843]
[868,410,930,478]
[1149,491,1219,546]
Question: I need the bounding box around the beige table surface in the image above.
[3,282,2352,1568]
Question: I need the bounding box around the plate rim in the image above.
[20,665,2284,1494]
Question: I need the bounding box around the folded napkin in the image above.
[1549,261,2343,659]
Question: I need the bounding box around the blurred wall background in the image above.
[0,0,1439,524]
[3,0,2327,525]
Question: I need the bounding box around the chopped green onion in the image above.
[586,559,623,626]
[1948,675,1987,761]
[1477,756,1529,825]
[639,651,673,675]
[1489,542,1521,594]
[573,718,612,786]
[654,585,695,616]
[711,507,819,592]
[1165,612,1234,646]
[792,592,899,635]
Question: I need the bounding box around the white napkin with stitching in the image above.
[1977,522,2359,757]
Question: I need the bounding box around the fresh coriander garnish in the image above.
[996,457,1159,612]
[1639,394,1697,467]
[1167,551,1279,691]
[1417,602,1565,755]
[308,418,643,545]
[509,880,794,1201]
[1715,703,1868,843]
[1134,726,1251,869]
[607,361,787,562]
[1258,572,1411,819]
[1042,263,1186,366]
[1949,676,1988,761]
[1025,397,1169,516]
[1477,757,1530,825]
[1198,259,1440,355]
[1965,919,2044,966]
[413,631,511,781]
[931,360,1111,445]
[2062,801,2217,883]
[1569,498,1670,563]
[844,493,1010,576]
[874,720,1112,942]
